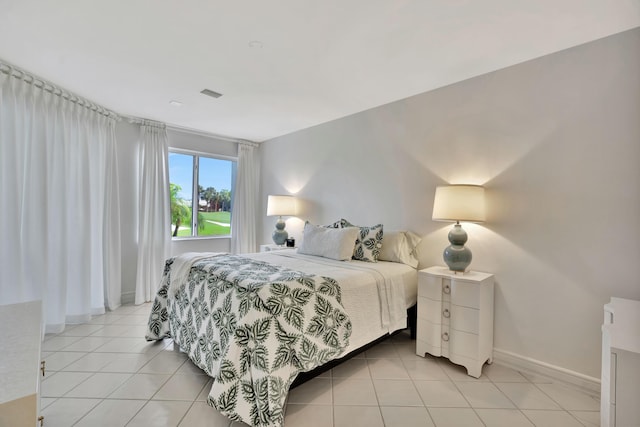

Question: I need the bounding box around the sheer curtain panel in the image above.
[135,122,170,304]
[0,62,122,332]
[103,123,122,311]
[231,142,260,254]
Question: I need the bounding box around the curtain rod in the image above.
[127,116,166,129]
[165,123,260,147]
[125,116,258,147]
[0,60,120,121]
[0,58,259,146]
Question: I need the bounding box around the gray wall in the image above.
[259,28,640,379]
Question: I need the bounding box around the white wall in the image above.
[115,122,140,305]
[167,129,237,157]
[115,124,238,304]
[259,28,640,379]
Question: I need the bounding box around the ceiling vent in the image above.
[200,89,223,99]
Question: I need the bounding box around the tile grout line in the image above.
[176,399,198,427]
[366,356,387,427]
[484,369,536,427]
[123,399,151,427]
[487,367,585,427]
[402,350,439,426]
[528,379,599,426]
[75,340,183,425]
[445,369,487,426]
[331,365,338,426]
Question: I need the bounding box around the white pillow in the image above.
[378,230,421,268]
[298,222,359,261]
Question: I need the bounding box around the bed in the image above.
[145,225,420,427]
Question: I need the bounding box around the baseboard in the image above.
[121,291,135,305]
[493,348,600,396]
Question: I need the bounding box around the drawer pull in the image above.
[443,284,451,294]
[443,308,450,318]
[41,360,45,377]
[442,332,450,342]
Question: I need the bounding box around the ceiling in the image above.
[1,1,639,142]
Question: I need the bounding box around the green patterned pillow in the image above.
[323,219,348,228]
[342,220,384,262]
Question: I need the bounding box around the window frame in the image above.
[169,148,237,240]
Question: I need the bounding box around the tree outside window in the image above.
[169,151,235,238]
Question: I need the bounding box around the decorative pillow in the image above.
[342,219,384,262]
[378,230,421,268]
[323,219,348,228]
[405,231,422,253]
[297,222,359,261]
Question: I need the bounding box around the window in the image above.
[169,150,236,238]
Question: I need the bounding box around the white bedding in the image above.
[245,249,418,353]
[168,252,222,296]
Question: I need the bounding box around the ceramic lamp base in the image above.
[272,217,288,245]
[443,223,472,272]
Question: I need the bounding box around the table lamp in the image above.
[267,195,297,245]
[432,185,485,272]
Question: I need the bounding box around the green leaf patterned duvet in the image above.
[145,254,352,426]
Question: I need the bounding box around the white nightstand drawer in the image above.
[417,297,443,324]
[451,305,479,335]
[419,275,442,300]
[417,318,443,345]
[449,329,479,357]
[450,281,480,308]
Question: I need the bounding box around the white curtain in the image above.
[103,123,122,311]
[135,122,170,304]
[231,142,260,254]
[0,63,122,332]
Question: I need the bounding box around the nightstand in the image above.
[601,297,640,427]
[259,244,295,252]
[0,301,44,426]
[416,266,494,378]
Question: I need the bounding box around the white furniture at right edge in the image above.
[0,300,44,427]
[416,266,494,378]
[601,297,640,427]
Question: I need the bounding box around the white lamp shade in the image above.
[267,195,298,217]
[432,185,485,223]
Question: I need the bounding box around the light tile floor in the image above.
[40,303,601,427]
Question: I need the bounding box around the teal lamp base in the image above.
[443,223,472,273]
[272,217,288,245]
